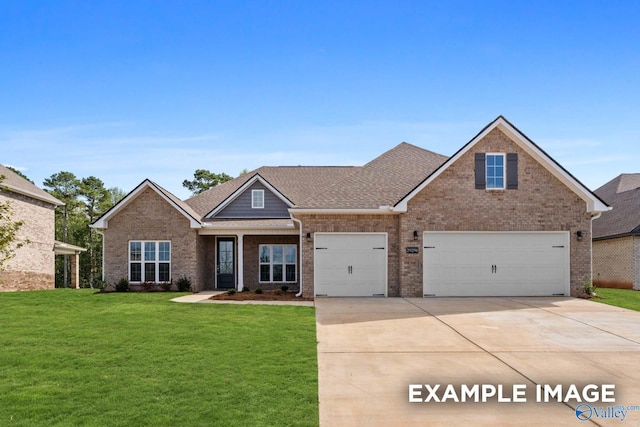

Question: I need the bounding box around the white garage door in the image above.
[314,233,387,297]
[423,232,569,297]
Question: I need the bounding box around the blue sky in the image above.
[1,1,639,200]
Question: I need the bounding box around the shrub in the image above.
[115,278,129,293]
[584,280,596,296]
[176,276,192,292]
[280,285,289,292]
[227,289,236,295]
[141,281,156,292]
[160,281,172,292]
[242,286,250,292]
[255,287,263,294]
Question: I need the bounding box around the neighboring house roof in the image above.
[394,116,610,214]
[91,179,202,229]
[0,164,64,206]
[593,174,640,239]
[54,241,87,255]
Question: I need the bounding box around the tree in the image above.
[0,175,26,271]
[79,177,110,288]
[182,169,233,195]
[43,172,81,287]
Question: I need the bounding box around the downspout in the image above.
[589,212,603,286]
[291,214,304,297]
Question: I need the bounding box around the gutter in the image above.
[290,214,304,298]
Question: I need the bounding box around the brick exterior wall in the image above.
[0,191,56,291]
[296,214,400,298]
[635,237,640,291]
[593,236,635,289]
[296,128,592,298]
[103,187,201,289]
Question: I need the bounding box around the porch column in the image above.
[71,253,80,289]
[237,233,244,291]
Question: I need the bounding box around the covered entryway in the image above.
[314,233,387,297]
[423,232,569,296]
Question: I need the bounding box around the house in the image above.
[592,174,640,290]
[0,165,65,291]
[91,116,609,298]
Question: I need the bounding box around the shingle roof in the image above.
[185,166,359,217]
[294,142,448,209]
[593,174,640,239]
[0,164,64,206]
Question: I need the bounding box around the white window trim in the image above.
[252,189,265,209]
[258,244,297,283]
[486,152,506,190]
[129,240,171,283]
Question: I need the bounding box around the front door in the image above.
[217,238,235,289]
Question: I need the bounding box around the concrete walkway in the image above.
[315,297,640,426]
[171,291,314,306]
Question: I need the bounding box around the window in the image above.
[259,244,297,282]
[129,241,171,282]
[252,189,264,209]
[486,153,505,189]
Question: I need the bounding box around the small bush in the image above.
[160,281,172,292]
[242,286,250,292]
[280,285,289,292]
[141,281,156,292]
[115,278,129,293]
[226,289,236,295]
[176,276,192,292]
[255,287,263,294]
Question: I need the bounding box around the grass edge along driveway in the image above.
[591,288,640,312]
[0,290,318,427]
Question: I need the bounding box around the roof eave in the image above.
[1,183,65,207]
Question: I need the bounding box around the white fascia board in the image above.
[395,117,609,214]
[199,227,298,235]
[288,207,398,215]
[91,180,201,229]
[205,174,293,219]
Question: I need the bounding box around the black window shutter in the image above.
[506,153,518,189]
[475,153,486,189]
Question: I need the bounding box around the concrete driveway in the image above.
[315,297,640,426]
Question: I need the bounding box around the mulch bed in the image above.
[210,290,313,301]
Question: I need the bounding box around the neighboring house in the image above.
[592,174,640,290]
[0,165,64,291]
[92,116,609,298]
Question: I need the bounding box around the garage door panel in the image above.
[315,233,387,297]
[423,232,569,297]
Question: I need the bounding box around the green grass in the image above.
[0,290,318,427]
[591,287,640,312]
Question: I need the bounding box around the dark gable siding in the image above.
[214,181,290,218]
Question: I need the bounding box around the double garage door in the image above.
[314,231,569,297]
[423,232,569,297]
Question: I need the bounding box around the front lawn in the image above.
[0,290,318,426]
[591,287,640,312]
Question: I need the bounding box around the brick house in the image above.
[592,174,640,290]
[92,116,609,298]
[0,165,64,291]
